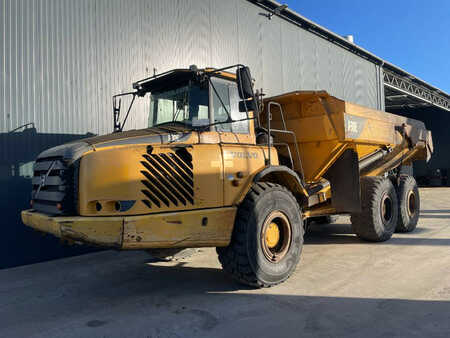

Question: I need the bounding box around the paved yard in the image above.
[1,188,449,337]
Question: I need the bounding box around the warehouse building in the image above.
[1,0,449,268]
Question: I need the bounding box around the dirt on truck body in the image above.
[22,65,433,287]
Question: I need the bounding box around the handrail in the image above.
[9,123,35,133]
[266,101,304,181]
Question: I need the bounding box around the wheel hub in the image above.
[380,193,393,224]
[261,211,292,262]
[407,190,416,216]
[266,222,280,248]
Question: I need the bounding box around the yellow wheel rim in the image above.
[266,222,280,248]
[407,190,416,216]
[261,211,292,262]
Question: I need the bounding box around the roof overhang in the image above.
[248,0,450,112]
[132,67,236,95]
[133,69,196,94]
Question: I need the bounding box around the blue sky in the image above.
[287,0,450,93]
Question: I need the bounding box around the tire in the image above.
[216,182,303,288]
[395,175,420,233]
[351,176,398,242]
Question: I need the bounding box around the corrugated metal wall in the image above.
[0,0,383,268]
[1,0,382,136]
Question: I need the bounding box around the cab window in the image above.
[149,83,209,128]
[210,78,249,134]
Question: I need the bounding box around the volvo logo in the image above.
[39,174,46,187]
[34,161,56,199]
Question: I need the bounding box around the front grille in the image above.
[140,147,194,209]
[32,156,78,215]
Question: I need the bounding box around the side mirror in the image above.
[239,99,257,112]
[236,66,254,100]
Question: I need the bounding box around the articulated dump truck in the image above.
[22,65,433,287]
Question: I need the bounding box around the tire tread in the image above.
[396,175,420,233]
[217,182,302,288]
[351,176,398,242]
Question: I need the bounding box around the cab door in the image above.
[209,77,264,206]
[191,144,224,208]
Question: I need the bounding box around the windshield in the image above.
[148,82,209,129]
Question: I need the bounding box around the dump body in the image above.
[264,91,433,183]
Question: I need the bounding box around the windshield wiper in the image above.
[173,90,189,122]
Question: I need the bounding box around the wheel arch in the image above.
[251,165,308,205]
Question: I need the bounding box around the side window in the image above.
[229,85,249,134]
[211,80,232,132]
[211,79,249,134]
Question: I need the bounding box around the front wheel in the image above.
[217,182,303,288]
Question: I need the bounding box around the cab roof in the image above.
[132,67,235,94]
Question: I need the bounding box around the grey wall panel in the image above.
[3,0,12,132]
[177,0,210,69]
[354,57,365,106]
[236,0,264,92]
[261,16,283,95]
[366,62,378,109]
[210,0,239,68]
[298,28,316,91]
[141,0,181,75]
[1,0,381,135]
[280,19,301,94]
[328,47,345,99]
[342,50,356,105]
[1,0,5,131]
[315,37,331,94]
[376,65,385,110]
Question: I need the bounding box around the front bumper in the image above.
[21,210,123,247]
[21,207,236,249]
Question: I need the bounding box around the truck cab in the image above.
[22,65,276,249]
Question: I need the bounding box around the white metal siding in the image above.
[1,0,381,135]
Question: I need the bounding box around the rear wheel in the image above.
[395,175,420,233]
[217,182,303,288]
[351,176,398,242]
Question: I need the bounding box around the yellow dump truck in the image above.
[22,65,433,287]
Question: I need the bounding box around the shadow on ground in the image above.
[421,209,450,213]
[420,214,450,219]
[305,219,449,246]
[0,251,448,338]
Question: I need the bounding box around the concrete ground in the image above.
[1,188,449,338]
